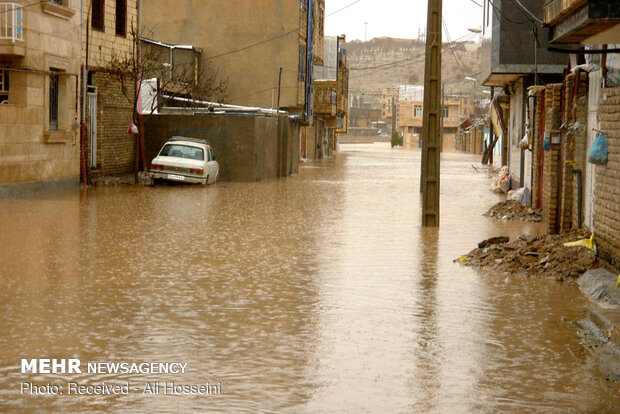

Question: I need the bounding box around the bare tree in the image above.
[104,24,229,178]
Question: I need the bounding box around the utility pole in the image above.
[421,0,442,227]
[440,82,445,152]
[391,96,396,136]
[365,22,368,42]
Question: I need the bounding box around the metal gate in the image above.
[88,90,97,168]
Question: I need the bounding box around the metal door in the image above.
[88,92,97,168]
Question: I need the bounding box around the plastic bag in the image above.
[499,175,511,193]
[128,122,139,134]
[588,132,608,165]
[508,187,531,204]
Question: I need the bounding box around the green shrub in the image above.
[391,131,402,148]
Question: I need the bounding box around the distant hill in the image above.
[343,37,483,104]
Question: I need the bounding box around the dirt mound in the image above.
[457,229,598,281]
[484,200,542,222]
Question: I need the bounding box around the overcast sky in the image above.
[325,0,484,42]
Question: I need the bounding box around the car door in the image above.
[205,147,219,183]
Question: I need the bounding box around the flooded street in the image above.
[1,143,619,413]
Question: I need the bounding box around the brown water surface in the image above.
[0,143,618,413]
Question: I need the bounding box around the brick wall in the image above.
[85,73,136,179]
[530,87,545,209]
[541,84,562,234]
[560,72,587,231]
[594,86,620,269]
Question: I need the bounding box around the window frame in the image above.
[115,0,127,37]
[91,0,105,31]
[0,70,9,104]
[48,71,60,131]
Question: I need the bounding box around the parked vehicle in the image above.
[149,137,219,185]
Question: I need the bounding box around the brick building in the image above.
[82,0,138,182]
[524,0,620,270]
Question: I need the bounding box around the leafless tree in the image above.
[104,24,229,177]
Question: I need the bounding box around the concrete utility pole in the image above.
[421,0,442,227]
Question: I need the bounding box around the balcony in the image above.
[543,0,587,25]
[544,0,620,43]
[0,2,25,57]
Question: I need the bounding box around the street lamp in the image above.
[467,28,482,33]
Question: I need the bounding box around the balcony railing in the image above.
[0,2,23,42]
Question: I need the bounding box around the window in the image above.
[115,0,126,36]
[160,144,204,161]
[0,70,9,104]
[49,0,63,4]
[49,72,59,131]
[414,105,422,117]
[442,107,449,118]
[92,0,104,31]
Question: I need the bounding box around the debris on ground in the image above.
[478,236,510,248]
[456,229,598,281]
[484,200,542,222]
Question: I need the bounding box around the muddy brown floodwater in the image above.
[1,143,619,413]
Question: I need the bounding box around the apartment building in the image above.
[0,0,81,195]
[142,0,324,121]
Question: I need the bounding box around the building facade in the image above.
[481,0,565,186]
[539,0,620,269]
[82,0,138,182]
[142,0,324,120]
[0,0,82,195]
[309,35,348,159]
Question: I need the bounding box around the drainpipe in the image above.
[80,0,88,186]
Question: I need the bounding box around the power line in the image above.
[512,0,543,24]
[204,0,363,61]
[348,33,477,76]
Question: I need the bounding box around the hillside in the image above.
[343,37,483,103]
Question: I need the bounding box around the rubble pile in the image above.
[484,200,542,222]
[457,229,597,281]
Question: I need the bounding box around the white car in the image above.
[149,137,219,185]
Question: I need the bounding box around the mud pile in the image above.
[484,200,542,222]
[457,229,597,281]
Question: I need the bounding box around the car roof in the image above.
[166,136,211,149]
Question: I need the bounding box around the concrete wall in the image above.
[142,0,305,110]
[144,112,298,182]
[481,0,565,83]
[0,0,81,192]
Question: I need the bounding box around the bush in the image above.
[391,131,402,148]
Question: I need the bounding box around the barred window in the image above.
[49,72,59,131]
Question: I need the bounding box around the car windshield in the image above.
[160,144,204,161]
